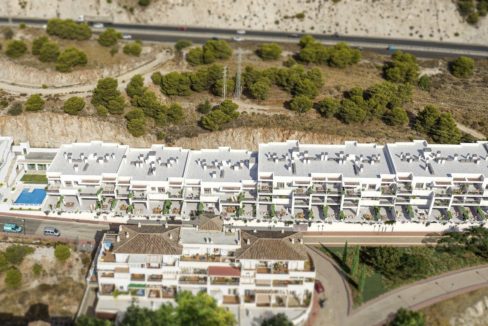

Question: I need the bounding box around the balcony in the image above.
[210,277,240,286]
[130,274,145,282]
[256,263,288,274]
[100,272,114,278]
[180,254,233,263]
[272,280,303,287]
[179,276,207,285]
[223,295,240,304]
[147,274,163,282]
[99,251,115,263]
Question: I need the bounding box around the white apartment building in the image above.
[95,217,315,324]
[31,139,488,223]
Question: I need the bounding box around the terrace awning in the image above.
[208,266,240,277]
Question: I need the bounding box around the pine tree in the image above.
[342,240,349,264]
[351,246,360,277]
[358,264,366,293]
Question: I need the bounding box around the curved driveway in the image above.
[347,265,488,326]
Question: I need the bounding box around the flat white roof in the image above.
[118,145,189,181]
[48,141,128,176]
[387,140,488,178]
[180,228,239,246]
[258,140,393,178]
[184,147,257,183]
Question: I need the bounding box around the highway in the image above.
[0,17,487,58]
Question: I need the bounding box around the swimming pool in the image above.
[14,188,47,205]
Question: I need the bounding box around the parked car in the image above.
[3,223,22,233]
[122,34,132,40]
[43,227,60,237]
[233,36,244,42]
[93,23,105,29]
[236,30,246,35]
[387,45,397,52]
[315,280,325,294]
[288,33,299,38]
[76,15,85,23]
[179,26,188,31]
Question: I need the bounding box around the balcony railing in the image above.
[179,276,207,285]
[210,277,240,286]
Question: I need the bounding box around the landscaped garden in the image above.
[320,226,488,306]
[20,174,48,184]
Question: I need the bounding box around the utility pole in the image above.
[234,47,242,99]
[222,65,228,100]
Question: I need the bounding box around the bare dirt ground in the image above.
[0,242,89,319]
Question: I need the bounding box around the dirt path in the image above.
[456,122,486,140]
[0,51,173,97]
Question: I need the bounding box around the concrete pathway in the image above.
[306,246,352,326]
[347,265,488,326]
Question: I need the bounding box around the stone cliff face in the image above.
[0,113,375,149]
[0,113,155,147]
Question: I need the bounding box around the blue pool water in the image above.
[14,188,47,205]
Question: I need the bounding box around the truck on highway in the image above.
[3,223,23,233]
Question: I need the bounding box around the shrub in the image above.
[389,308,425,326]
[7,102,23,116]
[200,99,239,131]
[5,267,22,289]
[166,103,185,124]
[337,98,367,123]
[256,43,282,60]
[383,107,409,126]
[138,0,150,6]
[56,47,87,72]
[175,40,192,52]
[39,42,60,62]
[6,40,27,58]
[127,118,146,137]
[418,75,431,91]
[197,100,212,114]
[98,28,121,47]
[383,51,419,84]
[289,95,313,113]
[315,98,340,118]
[449,56,475,78]
[46,18,92,40]
[125,108,145,121]
[186,47,204,65]
[292,78,318,99]
[203,39,232,60]
[415,105,461,144]
[63,96,85,115]
[96,105,109,116]
[3,27,14,40]
[123,41,142,56]
[298,37,361,68]
[5,245,34,265]
[19,23,26,29]
[54,244,71,262]
[151,72,162,85]
[32,36,49,55]
[24,94,45,112]
[126,74,146,99]
[0,252,8,272]
[32,263,43,277]
[249,78,272,100]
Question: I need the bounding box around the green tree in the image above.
[292,78,318,99]
[38,41,60,62]
[92,77,125,115]
[3,27,14,40]
[63,96,85,115]
[358,264,366,293]
[351,246,360,276]
[256,43,283,60]
[31,36,49,55]
[127,118,146,137]
[32,263,43,277]
[211,78,235,97]
[175,40,192,52]
[7,102,23,116]
[5,267,22,289]
[383,51,419,84]
[328,42,361,68]
[6,40,27,58]
[315,98,340,118]
[96,105,109,116]
[337,99,367,123]
[160,72,192,96]
[98,28,122,47]
[203,39,233,60]
[415,105,441,133]
[25,94,45,112]
[362,247,403,278]
[186,47,204,65]
[138,0,151,6]
[342,241,349,264]
[200,110,231,131]
[389,308,425,326]
[46,18,92,40]
[383,107,409,126]
[166,103,185,124]
[125,108,145,121]
[5,245,34,265]
[75,316,112,326]
[289,95,313,113]
[54,244,71,262]
[56,47,88,72]
[134,90,164,118]
[299,34,316,48]
[175,291,236,326]
[123,41,142,56]
[249,78,272,100]
[126,74,147,99]
[449,56,475,78]
[430,112,461,144]
[261,313,293,326]
[151,71,162,85]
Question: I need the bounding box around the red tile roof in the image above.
[208,266,241,277]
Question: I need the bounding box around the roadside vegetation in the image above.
[456,0,488,24]
[320,226,488,305]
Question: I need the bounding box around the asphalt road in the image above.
[303,234,441,246]
[0,215,109,241]
[0,17,487,58]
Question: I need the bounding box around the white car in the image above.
[233,36,244,42]
[122,34,132,40]
[93,23,104,29]
[236,30,246,35]
[76,15,85,23]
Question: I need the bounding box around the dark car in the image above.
[315,280,325,294]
